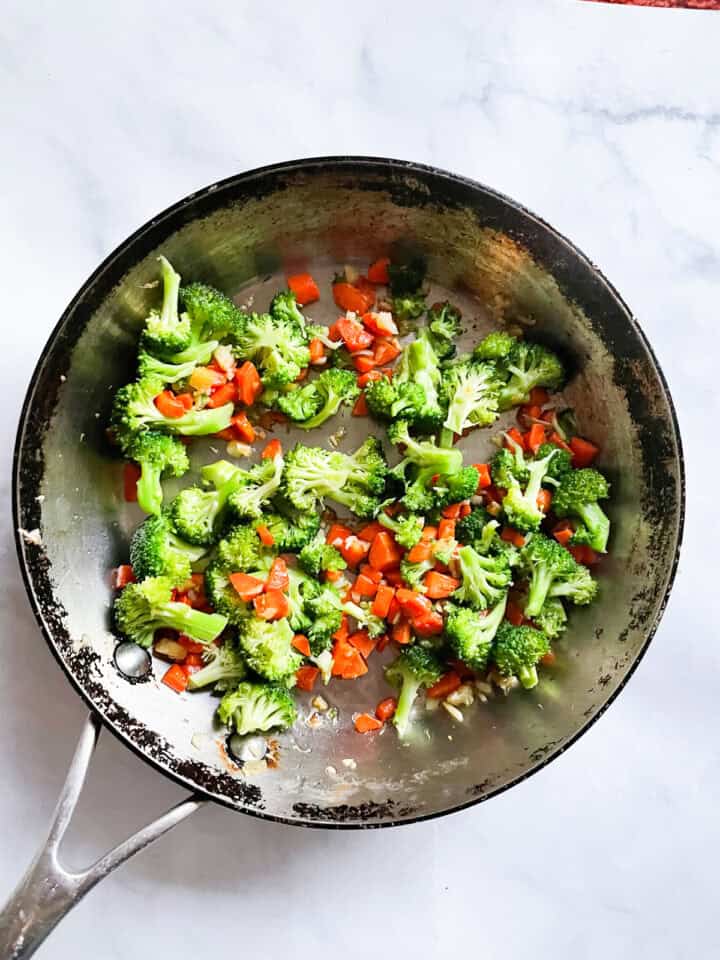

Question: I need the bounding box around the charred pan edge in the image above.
[12,156,685,829]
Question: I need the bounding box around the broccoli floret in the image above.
[137,352,199,384]
[385,645,443,738]
[400,556,434,591]
[536,442,573,481]
[122,431,189,516]
[112,377,233,441]
[492,621,550,689]
[169,461,246,546]
[497,341,565,410]
[298,535,347,578]
[285,566,318,634]
[552,468,611,553]
[255,509,320,553]
[181,282,245,341]
[388,421,463,511]
[187,634,247,691]
[521,534,598,616]
[426,301,462,360]
[226,452,284,520]
[342,600,385,638]
[114,576,227,648]
[392,293,427,322]
[453,544,512,610]
[230,311,310,388]
[378,511,424,549]
[433,467,481,509]
[129,512,206,584]
[365,333,444,433]
[217,681,297,736]
[269,290,307,332]
[492,445,561,532]
[444,595,508,670]
[472,331,517,362]
[277,368,359,429]
[141,257,193,356]
[281,439,387,518]
[441,358,501,436]
[238,617,302,682]
[456,507,491,546]
[388,258,426,297]
[303,584,344,654]
[532,598,568,640]
[204,526,274,624]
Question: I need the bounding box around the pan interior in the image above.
[14,160,683,827]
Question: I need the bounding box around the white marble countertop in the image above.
[1,1,715,957]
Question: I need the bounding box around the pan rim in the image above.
[12,155,686,829]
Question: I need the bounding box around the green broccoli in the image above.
[433,467,481,510]
[226,452,284,520]
[137,352,199,384]
[217,681,297,736]
[492,445,561,532]
[388,258,426,297]
[276,368,359,429]
[180,281,245,341]
[141,256,193,356]
[282,438,387,518]
[400,556,434,591]
[385,645,444,738]
[238,616,302,683]
[129,512,206,584]
[112,377,233,441]
[455,507,491,547]
[521,534,597,617]
[270,290,308,331]
[122,430,189,516]
[552,468,611,554]
[298,535,347,578]
[365,332,444,432]
[532,598,568,640]
[114,576,227,648]
[425,301,462,360]
[169,460,246,546]
[492,621,550,689]
[378,511,424,549]
[497,341,565,410]
[204,526,274,624]
[392,292,427,321]
[453,544,513,610]
[230,311,310,388]
[187,634,247,691]
[342,600,386,638]
[472,330,517,363]
[303,584,344,654]
[253,509,320,553]
[444,594,508,670]
[440,357,501,438]
[536,442,573,482]
[388,421,463,512]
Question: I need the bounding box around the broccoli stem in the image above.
[159,256,181,328]
[135,464,164,516]
[394,676,421,738]
[157,602,227,643]
[439,427,455,449]
[518,664,539,689]
[525,565,555,618]
[576,502,610,553]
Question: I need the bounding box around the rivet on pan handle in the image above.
[0,713,205,959]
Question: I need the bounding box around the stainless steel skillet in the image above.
[3,157,684,957]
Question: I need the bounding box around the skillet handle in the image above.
[0,713,204,959]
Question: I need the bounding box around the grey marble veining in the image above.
[0,1,716,957]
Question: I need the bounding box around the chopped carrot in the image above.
[231,412,255,443]
[569,436,600,468]
[359,563,383,583]
[395,588,432,620]
[287,272,320,305]
[296,665,320,691]
[309,337,326,364]
[332,314,375,351]
[367,257,391,284]
[406,540,433,564]
[355,276,377,304]
[189,366,226,392]
[536,488,553,513]
[437,518,456,540]
[182,652,202,667]
[426,671,462,699]
[340,535,370,568]
[459,501,472,518]
[292,634,311,657]
[123,462,141,502]
[177,634,205,654]
[412,611,444,636]
[423,571,460,599]
[214,428,238,442]
[500,526,526,548]
[384,570,403,588]
[392,620,412,645]
[373,339,401,365]
[256,524,275,547]
[517,403,543,429]
[505,600,525,626]
[324,568,342,582]
[295,367,309,382]
[332,636,368,679]
[526,423,547,455]
[348,630,377,659]
[235,361,262,406]
[177,392,194,411]
[569,545,600,566]
[332,615,350,643]
[548,431,573,453]
[376,634,391,653]
[553,523,574,547]
[353,574,379,598]
[261,438,282,460]
[421,525,438,541]
[368,531,404,572]
[326,523,353,547]
[113,564,135,589]
[229,572,265,601]
[358,521,384,542]
[529,387,550,405]
[504,427,526,452]
[357,369,383,388]
[352,393,369,416]
[540,650,556,667]
[354,712,383,733]
[253,589,289,621]
[353,354,378,374]
[441,502,461,520]
[154,390,187,419]
[371,584,395,618]
[375,697,397,721]
[362,312,398,337]
[204,381,235,409]
[472,464,492,490]
[161,664,188,693]
[266,557,290,592]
